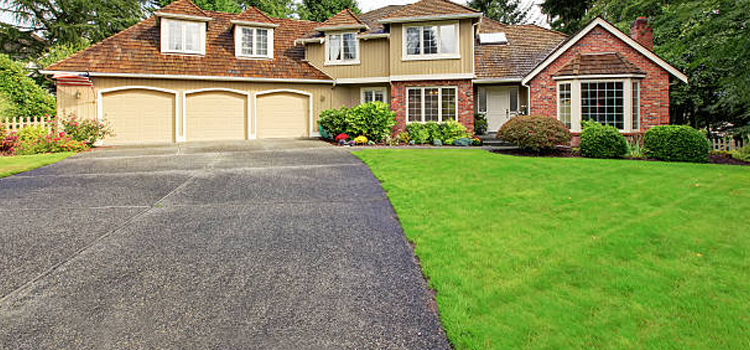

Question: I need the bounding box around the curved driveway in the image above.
[0,140,450,350]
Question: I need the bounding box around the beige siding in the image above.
[306,38,390,79]
[389,20,475,76]
[186,91,247,141]
[102,89,175,144]
[257,92,309,138]
[57,85,96,121]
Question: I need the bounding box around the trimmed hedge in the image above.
[644,125,710,163]
[318,102,396,142]
[496,115,571,152]
[406,120,469,144]
[580,122,628,158]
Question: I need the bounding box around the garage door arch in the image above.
[183,88,251,141]
[97,86,179,144]
[254,89,313,139]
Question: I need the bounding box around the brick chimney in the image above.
[630,17,654,50]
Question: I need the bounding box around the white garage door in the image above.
[101,89,175,144]
[185,90,247,141]
[256,92,309,138]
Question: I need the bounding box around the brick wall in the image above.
[528,26,671,131]
[390,79,474,135]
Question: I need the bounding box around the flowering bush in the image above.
[319,102,396,142]
[335,133,349,142]
[472,137,482,146]
[1,131,18,155]
[61,116,113,145]
[8,125,88,155]
[354,135,368,145]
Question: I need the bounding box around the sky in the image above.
[358,0,549,27]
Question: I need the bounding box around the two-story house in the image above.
[44,0,687,144]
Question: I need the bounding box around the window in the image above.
[327,32,358,64]
[406,87,457,123]
[632,81,640,130]
[558,83,571,128]
[236,27,272,58]
[477,87,487,113]
[510,87,518,112]
[162,19,204,54]
[581,81,624,130]
[361,88,386,104]
[404,24,459,59]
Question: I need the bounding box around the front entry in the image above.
[485,86,519,132]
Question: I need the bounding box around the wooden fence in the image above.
[710,137,745,151]
[1,116,55,132]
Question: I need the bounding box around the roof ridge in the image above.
[159,0,209,17]
[382,0,480,20]
[236,6,275,23]
[320,8,365,27]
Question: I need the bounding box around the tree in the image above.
[298,0,360,22]
[467,0,532,25]
[540,0,594,32]
[0,0,148,57]
[30,41,90,91]
[155,0,241,13]
[239,0,296,18]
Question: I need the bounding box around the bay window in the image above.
[556,79,641,132]
[407,87,457,123]
[162,19,205,55]
[404,23,459,59]
[327,32,359,65]
[235,27,273,58]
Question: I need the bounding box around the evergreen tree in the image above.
[298,0,360,22]
[467,0,532,25]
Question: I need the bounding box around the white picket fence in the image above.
[1,116,55,132]
[710,137,745,151]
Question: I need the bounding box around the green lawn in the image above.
[355,149,750,350]
[0,153,73,178]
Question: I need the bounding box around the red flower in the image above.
[335,133,349,142]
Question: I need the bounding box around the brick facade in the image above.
[528,26,671,131]
[390,79,475,135]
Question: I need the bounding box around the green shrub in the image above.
[0,54,55,119]
[730,144,750,163]
[318,107,348,139]
[474,114,488,135]
[406,123,430,144]
[396,132,410,145]
[424,122,442,142]
[580,122,628,159]
[440,120,470,141]
[626,134,646,159]
[644,125,710,163]
[61,116,113,145]
[496,115,571,152]
[318,102,396,142]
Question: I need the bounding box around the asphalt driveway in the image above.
[0,140,450,349]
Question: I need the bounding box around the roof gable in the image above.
[522,17,688,84]
[379,0,481,23]
[157,0,209,18]
[318,9,366,29]
[234,7,275,25]
[553,52,645,77]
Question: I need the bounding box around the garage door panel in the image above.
[186,91,247,141]
[102,90,175,144]
[257,92,309,139]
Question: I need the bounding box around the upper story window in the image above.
[326,32,359,65]
[235,26,273,58]
[403,23,459,60]
[161,19,205,55]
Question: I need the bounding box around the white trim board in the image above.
[41,70,334,84]
[521,17,689,85]
[182,88,252,142]
[97,86,181,142]
[379,13,482,24]
[253,89,314,139]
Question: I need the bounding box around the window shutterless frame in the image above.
[160,18,206,55]
[325,32,360,66]
[402,22,460,61]
[234,26,274,59]
[555,78,638,132]
[360,87,387,104]
[405,86,458,123]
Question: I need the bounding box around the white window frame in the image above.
[632,81,640,131]
[160,18,206,55]
[360,87,387,104]
[405,86,458,123]
[557,82,572,129]
[556,78,637,133]
[402,22,460,61]
[234,26,274,59]
[325,32,360,66]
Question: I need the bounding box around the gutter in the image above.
[40,70,335,84]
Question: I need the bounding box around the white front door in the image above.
[486,87,518,132]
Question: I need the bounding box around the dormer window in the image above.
[326,32,359,65]
[235,26,274,58]
[160,18,206,55]
[403,23,459,60]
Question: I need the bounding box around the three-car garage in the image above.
[98,86,313,144]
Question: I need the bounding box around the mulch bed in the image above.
[490,148,750,166]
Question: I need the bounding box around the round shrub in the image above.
[496,115,571,152]
[318,102,396,142]
[579,122,628,158]
[644,125,710,163]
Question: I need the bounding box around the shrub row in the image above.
[318,102,396,142]
[405,120,470,145]
[0,116,112,156]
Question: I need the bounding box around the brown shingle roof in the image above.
[319,9,365,28]
[553,52,645,77]
[475,17,567,80]
[234,6,276,24]
[157,0,208,18]
[46,10,331,81]
[360,5,404,35]
[380,0,479,21]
